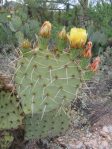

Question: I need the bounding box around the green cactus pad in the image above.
[0,91,24,130]
[15,50,83,114]
[9,16,22,32]
[0,131,13,149]
[24,108,69,140]
[15,31,24,44]
[76,58,94,80]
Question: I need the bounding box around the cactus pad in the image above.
[0,131,13,149]
[9,16,22,32]
[24,108,69,139]
[0,91,24,130]
[15,49,83,114]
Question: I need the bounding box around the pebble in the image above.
[102,126,109,133]
[107,125,112,133]
[84,139,98,148]
[76,141,84,149]
[99,140,109,149]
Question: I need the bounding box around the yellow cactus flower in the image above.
[21,39,31,49]
[68,28,87,49]
[39,21,52,38]
[58,27,67,40]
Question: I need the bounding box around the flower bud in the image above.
[39,21,52,38]
[83,41,92,58]
[58,27,67,40]
[21,39,31,49]
[89,56,100,72]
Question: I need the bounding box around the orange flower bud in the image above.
[83,48,92,58]
[89,56,100,72]
[39,21,52,38]
[58,27,67,40]
[87,41,92,49]
[83,41,92,58]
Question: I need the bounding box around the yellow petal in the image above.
[69,27,87,48]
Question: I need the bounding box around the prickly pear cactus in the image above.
[0,131,13,149]
[15,48,92,139]
[9,16,22,32]
[15,49,83,115]
[24,108,69,139]
[14,23,95,139]
[0,90,24,130]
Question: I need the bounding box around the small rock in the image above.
[100,130,111,140]
[99,140,109,149]
[102,126,109,133]
[86,133,92,138]
[84,139,98,148]
[76,142,84,149]
[107,125,112,133]
[100,130,108,138]
[68,143,76,149]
